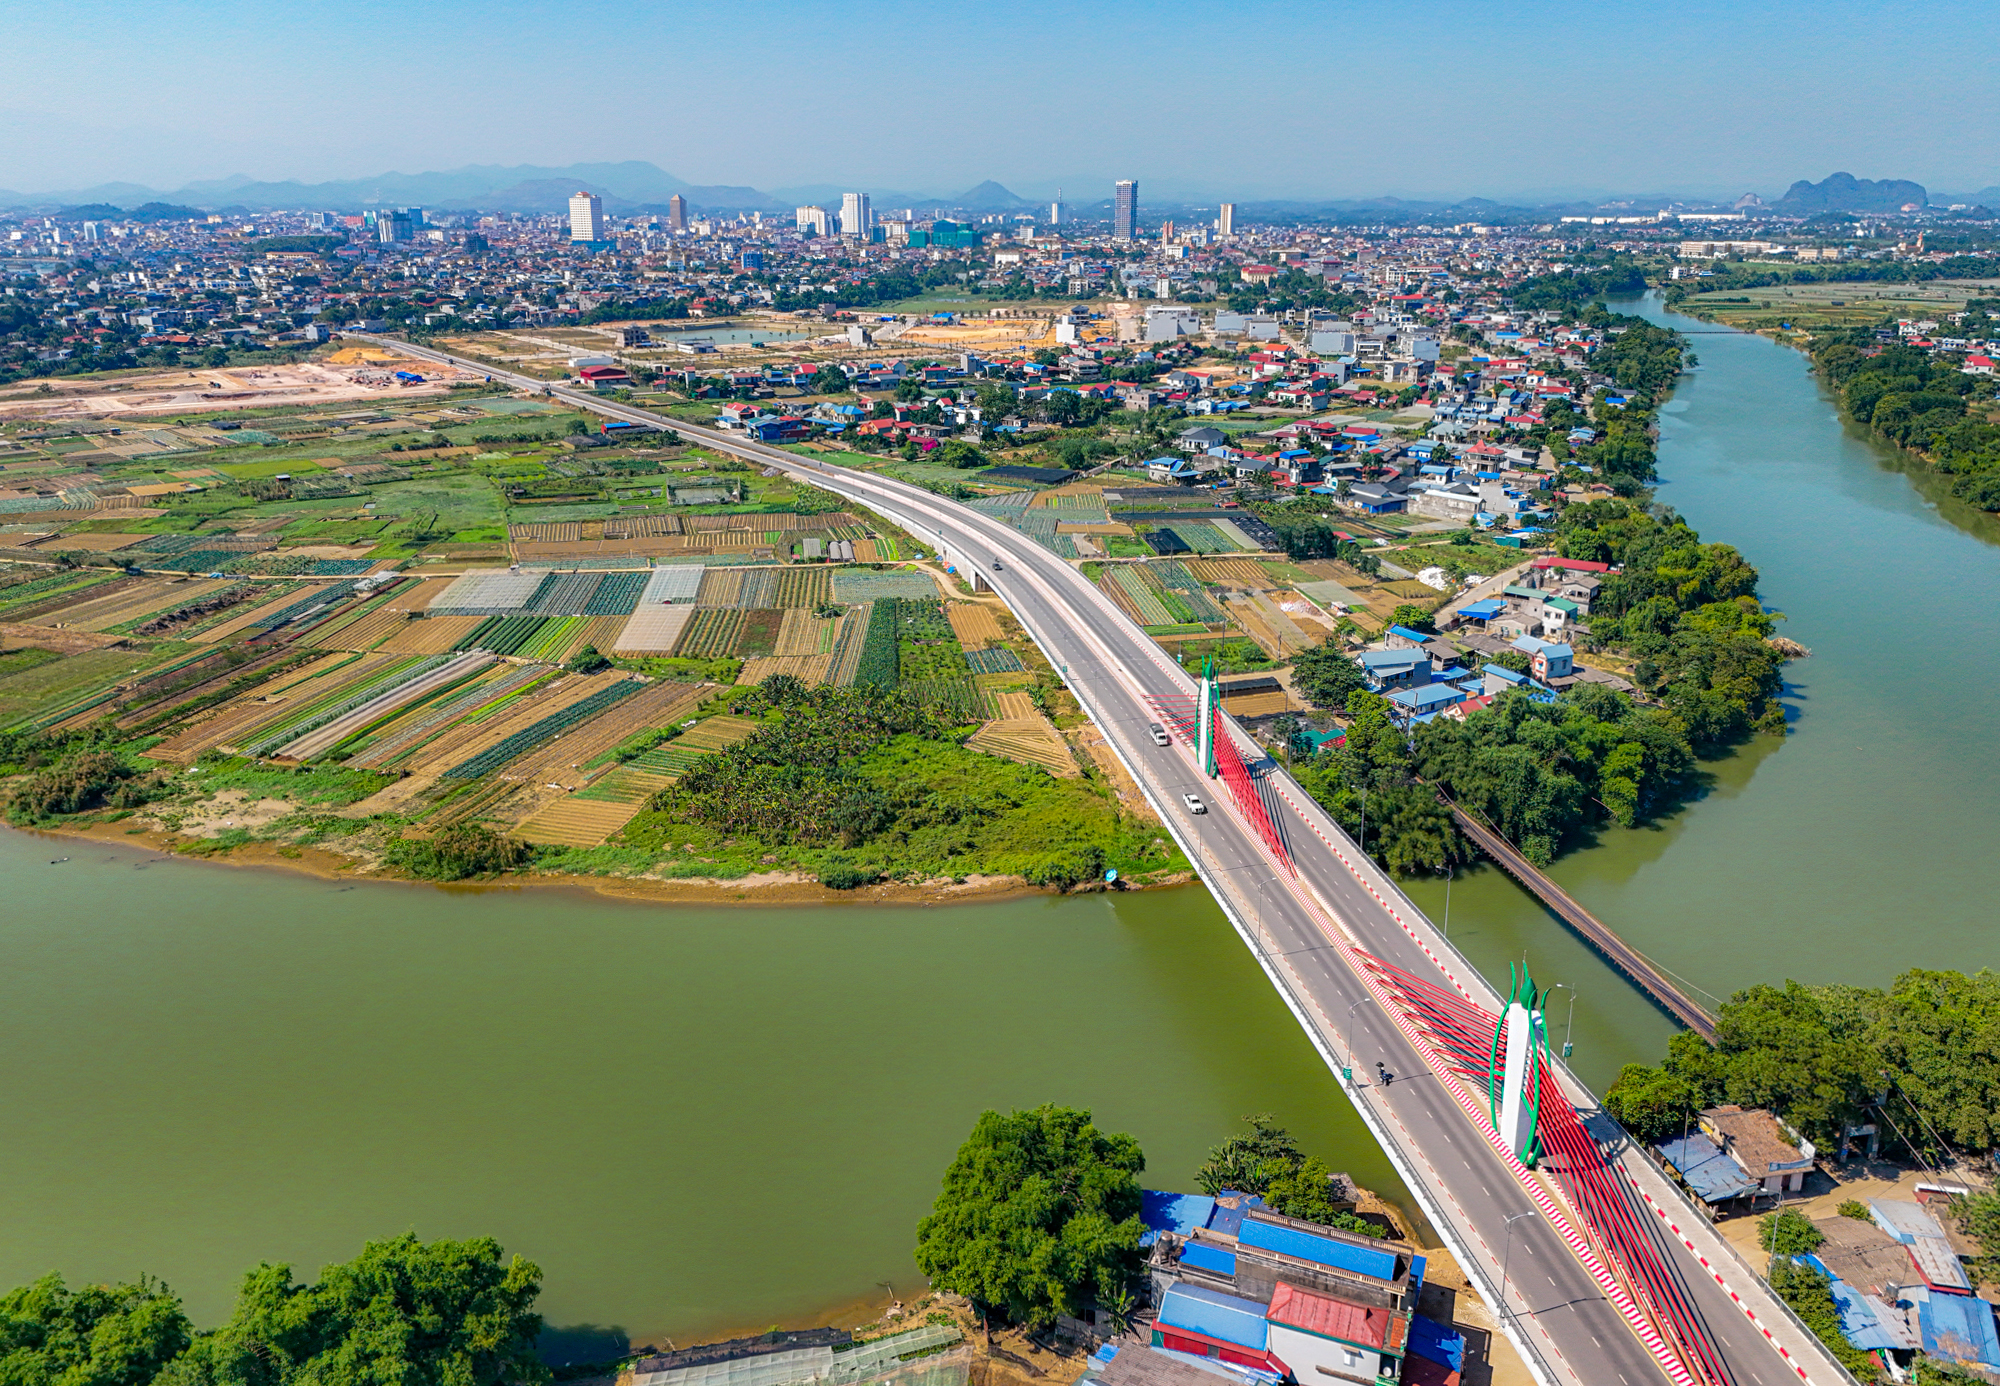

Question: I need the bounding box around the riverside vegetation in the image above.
[0,1234,549,1386]
[912,1107,1376,1338]
[1810,326,2000,512]
[1287,302,1788,872]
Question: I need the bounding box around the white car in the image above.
[1149,722,1171,747]
[1182,793,1207,815]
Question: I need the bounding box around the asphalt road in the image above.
[374,342,1830,1386]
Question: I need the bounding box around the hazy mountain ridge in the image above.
[0,160,1959,219]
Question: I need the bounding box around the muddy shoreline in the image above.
[19,815,1193,908]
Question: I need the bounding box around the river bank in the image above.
[24,809,1187,906]
[1396,291,2000,1094]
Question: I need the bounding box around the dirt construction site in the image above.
[0,352,483,422]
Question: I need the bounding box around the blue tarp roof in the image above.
[1158,1284,1270,1351]
[1920,1292,2000,1367]
[1180,1242,1238,1277]
[1481,664,1526,684]
[1654,1134,1759,1203]
[1388,625,1431,643]
[1407,1316,1464,1371]
[1141,1191,1217,1246]
[1237,1216,1400,1282]
[1459,599,1505,619]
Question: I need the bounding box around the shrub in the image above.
[7,751,142,822]
[819,863,876,890]
[1838,1199,1871,1221]
[1023,845,1106,891]
[566,644,610,674]
[386,823,530,881]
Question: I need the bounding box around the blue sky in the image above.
[6,0,1994,200]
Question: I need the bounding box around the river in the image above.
[5,293,1996,1348]
[1398,293,2000,1091]
[0,829,1394,1348]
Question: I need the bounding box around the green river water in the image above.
[3,293,1995,1349]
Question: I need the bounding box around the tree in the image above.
[914,1105,1145,1332]
[809,365,850,396]
[1386,603,1434,633]
[0,1273,191,1386]
[565,645,610,674]
[1195,1114,1303,1196]
[1042,390,1081,427]
[1290,639,1365,712]
[1604,1063,1699,1143]
[163,1234,548,1386]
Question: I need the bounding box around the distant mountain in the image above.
[1773,172,1927,215]
[952,180,1033,210]
[0,162,705,213]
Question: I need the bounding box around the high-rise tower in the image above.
[1113,179,1137,240]
[568,191,606,243]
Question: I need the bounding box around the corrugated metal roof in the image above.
[1919,1292,2000,1367]
[1157,1285,1270,1351]
[1820,1274,1916,1353]
[1141,1191,1216,1246]
[1907,1234,1972,1292]
[1179,1242,1237,1277]
[1406,1316,1464,1371]
[1266,1283,1389,1349]
[1871,1198,1945,1245]
[1237,1214,1400,1282]
[1654,1134,1759,1203]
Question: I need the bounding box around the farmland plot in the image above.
[944,601,1004,649]
[675,608,745,659]
[773,607,835,656]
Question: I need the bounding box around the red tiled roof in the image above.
[1268,1282,1390,1349]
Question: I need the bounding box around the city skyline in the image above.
[4,0,1995,200]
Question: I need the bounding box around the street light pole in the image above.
[1339,998,1367,1085]
[1443,863,1453,938]
[1501,1210,1538,1326]
[1547,983,1576,1059]
[1358,785,1367,857]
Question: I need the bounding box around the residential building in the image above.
[1114,180,1138,240]
[568,191,606,244]
[795,206,831,237]
[1050,190,1064,226]
[1217,202,1235,236]
[1698,1106,1814,1197]
[666,194,687,232]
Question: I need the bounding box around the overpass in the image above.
[368,339,1852,1386]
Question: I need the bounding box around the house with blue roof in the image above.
[1385,683,1465,723]
[1511,634,1573,682]
[1356,648,1429,692]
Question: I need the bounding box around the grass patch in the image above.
[182,754,393,808]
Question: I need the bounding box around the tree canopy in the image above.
[914,1105,1146,1329]
[1607,967,2000,1158]
[164,1234,547,1386]
[0,1274,191,1386]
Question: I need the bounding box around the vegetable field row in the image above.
[441,679,644,780]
